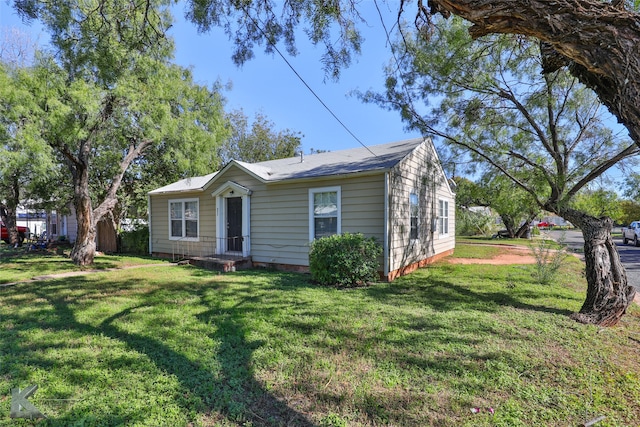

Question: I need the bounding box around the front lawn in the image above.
[1,252,639,426]
[0,245,167,284]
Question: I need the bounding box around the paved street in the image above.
[546,228,640,291]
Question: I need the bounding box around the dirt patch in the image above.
[447,245,538,265]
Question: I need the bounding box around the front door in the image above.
[226,197,243,252]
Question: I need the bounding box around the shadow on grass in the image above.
[0,274,315,426]
[365,273,574,317]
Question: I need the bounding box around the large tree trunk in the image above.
[559,208,636,326]
[514,220,531,239]
[69,163,97,266]
[3,174,21,246]
[514,213,537,238]
[66,139,151,265]
[500,214,517,238]
[422,0,640,147]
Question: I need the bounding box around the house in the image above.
[9,207,75,242]
[148,137,456,281]
[44,208,77,243]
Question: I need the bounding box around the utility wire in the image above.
[373,0,423,133]
[239,6,377,157]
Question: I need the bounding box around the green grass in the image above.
[452,242,507,259]
[456,236,565,254]
[0,245,167,284]
[1,251,639,426]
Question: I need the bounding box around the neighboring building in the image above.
[45,208,77,243]
[16,210,47,237]
[12,208,74,241]
[148,138,456,281]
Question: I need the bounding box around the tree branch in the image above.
[423,0,640,146]
[93,138,153,223]
[566,142,640,200]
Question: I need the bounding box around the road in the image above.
[546,228,640,291]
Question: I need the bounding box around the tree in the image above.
[455,175,539,238]
[15,1,229,265]
[0,60,57,246]
[219,110,302,164]
[571,187,624,224]
[411,0,640,148]
[368,18,639,325]
[13,1,640,145]
[182,0,640,155]
[619,200,640,226]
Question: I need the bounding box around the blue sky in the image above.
[0,1,421,154]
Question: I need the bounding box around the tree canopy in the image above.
[0,61,58,245]
[219,110,302,164]
[9,0,229,264]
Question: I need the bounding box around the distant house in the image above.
[44,208,77,243]
[148,138,456,281]
[11,207,76,242]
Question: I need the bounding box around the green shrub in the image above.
[120,224,149,254]
[529,237,568,285]
[309,232,382,287]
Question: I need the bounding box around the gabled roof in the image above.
[149,138,428,195]
[227,138,425,182]
[148,172,218,195]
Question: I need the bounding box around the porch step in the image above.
[188,256,252,272]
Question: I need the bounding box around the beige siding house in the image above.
[148,138,455,280]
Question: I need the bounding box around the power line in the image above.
[239,6,377,157]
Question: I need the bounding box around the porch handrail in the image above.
[171,234,249,261]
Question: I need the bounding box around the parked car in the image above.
[622,221,640,246]
[1,223,30,245]
[537,221,555,228]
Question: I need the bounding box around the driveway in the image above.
[545,228,640,291]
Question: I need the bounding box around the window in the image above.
[439,199,449,235]
[410,193,419,240]
[309,187,341,240]
[169,199,199,240]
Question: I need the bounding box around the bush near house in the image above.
[309,232,382,286]
[120,224,149,255]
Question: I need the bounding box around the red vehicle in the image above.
[1,223,30,245]
[537,221,555,228]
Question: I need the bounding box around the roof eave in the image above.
[148,188,205,196]
[262,168,390,185]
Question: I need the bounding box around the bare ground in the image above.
[446,245,538,265]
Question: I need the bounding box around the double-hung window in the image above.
[438,199,449,235]
[169,199,199,240]
[410,193,419,240]
[309,186,341,240]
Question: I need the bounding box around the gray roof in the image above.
[235,138,424,181]
[149,138,426,194]
[148,172,218,194]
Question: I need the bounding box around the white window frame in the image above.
[409,192,419,240]
[438,199,449,236]
[168,198,200,241]
[309,186,341,241]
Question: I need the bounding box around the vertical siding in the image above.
[388,141,455,273]
[65,207,78,243]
